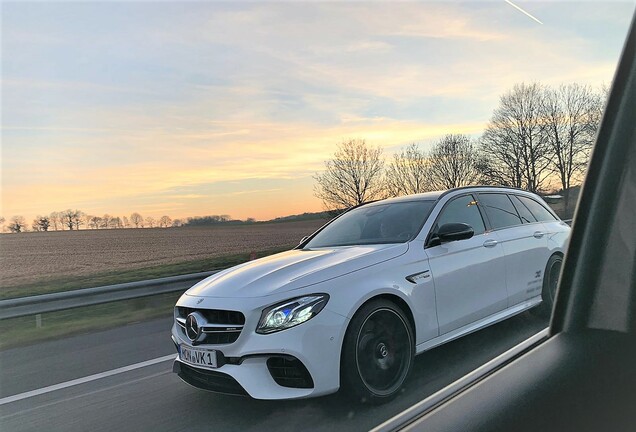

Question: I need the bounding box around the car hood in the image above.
[186,243,408,298]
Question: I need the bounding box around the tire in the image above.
[341,298,414,404]
[535,254,563,317]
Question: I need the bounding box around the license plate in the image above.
[180,345,218,369]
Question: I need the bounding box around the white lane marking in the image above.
[1,371,170,419]
[0,354,175,406]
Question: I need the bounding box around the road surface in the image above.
[0,311,547,431]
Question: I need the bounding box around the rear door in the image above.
[425,194,508,334]
[477,193,549,307]
[515,194,569,250]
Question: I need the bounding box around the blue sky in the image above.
[2,1,634,221]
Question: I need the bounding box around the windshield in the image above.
[305,201,434,248]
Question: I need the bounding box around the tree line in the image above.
[0,212,263,233]
[314,82,605,215]
[0,211,183,233]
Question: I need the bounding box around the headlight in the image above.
[256,294,329,334]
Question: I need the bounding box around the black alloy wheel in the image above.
[341,299,414,404]
[535,254,564,317]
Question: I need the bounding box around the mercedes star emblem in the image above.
[185,313,201,343]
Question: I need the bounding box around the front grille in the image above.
[176,307,245,345]
[267,356,314,389]
[177,307,245,325]
[175,362,247,396]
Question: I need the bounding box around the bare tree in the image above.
[107,216,117,229]
[82,213,93,229]
[101,214,112,229]
[428,134,480,190]
[145,216,156,228]
[172,219,183,227]
[32,215,51,232]
[89,216,102,229]
[313,139,385,211]
[112,216,123,228]
[385,143,432,197]
[49,212,61,231]
[541,84,602,214]
[122,216,130,228]
[159,216,172,227]
[8,216,27,233]
[0,216,5,232]
[60,209,78,230]
[478,83,552,192]
[130,212,143,228]
[72,211,85,230]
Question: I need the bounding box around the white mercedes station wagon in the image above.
[171,186,570,402]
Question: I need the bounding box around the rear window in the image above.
[509,195,538,224]
[517,196,558,222]
[478,193,522,229]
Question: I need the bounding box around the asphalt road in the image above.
[0,311,547,432]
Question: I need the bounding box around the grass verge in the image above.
[1,247,289,300]
[0,292,181,350]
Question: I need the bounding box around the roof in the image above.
[372,185,539,205]
[379,190,444,203]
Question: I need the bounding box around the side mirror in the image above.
[437,223,474,243]
[299,236,309,245]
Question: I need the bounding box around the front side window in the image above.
[435,194,485,236]
[479,193,522,229]
[304,201,434,248]
[517,196,558,222]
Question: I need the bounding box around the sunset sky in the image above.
[2,1,634,222]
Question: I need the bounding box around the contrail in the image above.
[504,0,544,25]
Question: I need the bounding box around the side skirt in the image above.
[415,297,542,355]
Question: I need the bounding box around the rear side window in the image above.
[436,194,485,236]
[478,193,522,229]
[517,196,558,222]
[509,195,537,224]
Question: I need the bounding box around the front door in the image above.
[425,194,508,335]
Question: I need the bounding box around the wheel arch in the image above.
[338,292,417,398]
[371,294,416,342]
[341,292,417,352]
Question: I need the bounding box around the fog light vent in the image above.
[266,356,314,389]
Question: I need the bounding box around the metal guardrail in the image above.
[0,270,220,320]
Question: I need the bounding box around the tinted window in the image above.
[510,195,537,224]
[305,201,434,248]
[517,196,558,222]
[479,193,522,229]
[436,195,485,236]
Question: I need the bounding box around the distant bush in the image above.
[183,215,244,227]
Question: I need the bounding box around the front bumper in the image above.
[171,294,349,400]
[173,361,248,396]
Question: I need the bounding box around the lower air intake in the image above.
[266,356,314,389]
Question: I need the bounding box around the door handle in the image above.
[533,231,546,239]
[483,239,498,248]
